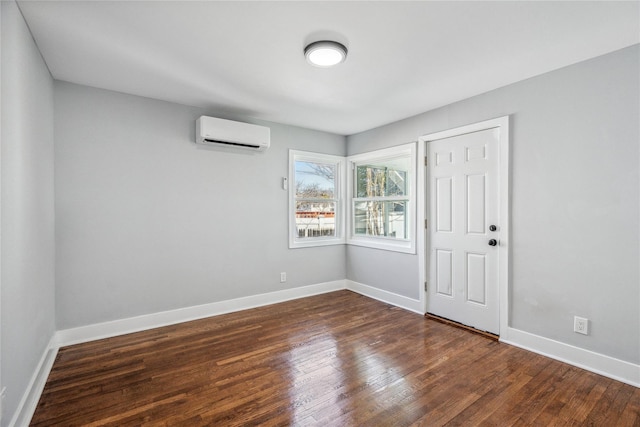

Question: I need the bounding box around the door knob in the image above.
[489,225,497,232]
[488,239,498,246]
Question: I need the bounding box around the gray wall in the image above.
[1,1,56,424]
[54,82,347,329]
[347,45,640,364]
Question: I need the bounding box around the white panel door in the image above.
[427,127,500,334]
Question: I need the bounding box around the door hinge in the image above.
[425,156,428,166]
[424,281,428,291]
[425,219,428,229]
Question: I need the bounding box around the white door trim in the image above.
[417,116,510,336]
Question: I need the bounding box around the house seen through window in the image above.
[295,160,336,238]
[289,151,345,248]
[289,144,415,253]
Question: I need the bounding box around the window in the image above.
[289,151,345,248]
[347,143,416,253]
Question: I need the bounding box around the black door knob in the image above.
[488,239,498,246]
[489,225,497,232]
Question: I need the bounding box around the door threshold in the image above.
[425,313,499,341]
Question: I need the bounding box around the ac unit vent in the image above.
[196,116,270,151]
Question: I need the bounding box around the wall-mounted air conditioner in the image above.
[196,116,270,151]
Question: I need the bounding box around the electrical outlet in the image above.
[280,272,287,283]
[574,316,589,335]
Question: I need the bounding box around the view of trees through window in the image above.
[354,159,409,239]
[290,146,413,250]
[294,161,337,238]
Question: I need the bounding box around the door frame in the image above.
[417,116,510,337]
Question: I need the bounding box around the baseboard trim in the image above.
[9,338,58,427]
[53,279,425,348]
[345,279,423,314]
[14,280,638,427]
[54,280,347,348]
[501,327,640,388]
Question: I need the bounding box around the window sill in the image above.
[346,237,416,254]
[289,238,345,249]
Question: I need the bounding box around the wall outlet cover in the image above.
[574,316,589,335]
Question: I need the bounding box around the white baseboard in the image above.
[501,327,640,388]
[10,281,346,426]
[54,280,347,347]
[13,280,638,427]
[9,338,58,427]
[53,278,425,348]
[346,279,423,314]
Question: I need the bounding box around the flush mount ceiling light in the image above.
[304,41,348,68]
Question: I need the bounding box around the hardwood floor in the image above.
[31,291,639,426]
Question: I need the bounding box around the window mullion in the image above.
[296,198,339,203]
[352,196,409,202]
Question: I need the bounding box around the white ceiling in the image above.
[17,1,640,135]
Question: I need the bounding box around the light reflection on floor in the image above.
[284,328,415,425]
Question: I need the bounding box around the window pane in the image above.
[356,158,408,197]
[354,201,407,239]
[295,161,336,199]
[295,201,336,238]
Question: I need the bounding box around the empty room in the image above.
[2,0,639,425]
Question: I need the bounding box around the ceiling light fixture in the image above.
[304,41,348,68]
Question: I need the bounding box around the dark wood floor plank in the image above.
[30,290,639,426]
[619,388,640,427]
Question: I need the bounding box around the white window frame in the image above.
[347,143,417,254]
[289,150,346,249]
